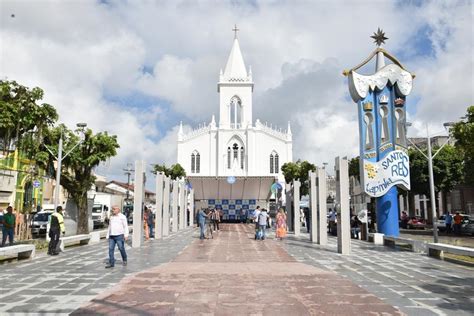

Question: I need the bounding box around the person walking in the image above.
[275,208,287,240]
[445,212,453,234]
[143,207,150,241]
[257,208,269,240]
[197,208,209,240]
[106,206,129,268]
[1,206,15,247]
[47,206,65,255]
[148,208,155,239]
[453,212,463,235]
[211,208,220,232]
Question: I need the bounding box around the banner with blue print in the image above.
[363,150,410,197]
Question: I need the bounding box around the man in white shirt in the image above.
[106,205,129,268]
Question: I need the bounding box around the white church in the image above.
[177,30,292,220]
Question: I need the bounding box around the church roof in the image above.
[223,38,248,81]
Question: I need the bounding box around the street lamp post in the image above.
[46,123,87,210]
[407,122,454,243]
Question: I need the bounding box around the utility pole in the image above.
[123,163,134,203]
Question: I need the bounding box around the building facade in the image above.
[177,35,292,183]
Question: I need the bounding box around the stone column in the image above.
[179,181,186,230]
[171,180,179,233]
[162,176,170,237]
[177,181,183,230]
[189,189,194,226]
[155,172,164,239]
[317,167,328,246]
[293,180,301,237]
[132,160,145,248]
[309,171,318,243]
[335,156,350,254]
[285,183,293,232]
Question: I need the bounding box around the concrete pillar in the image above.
[293,180,301,237]
[285,183,293,232]
[179,181,186,230]
[335,157,350,255]
[189,189,194,226]
[171,180,179,233]
[177,181,183,230]
[317,167,328,246]
[162,176,170,236]
[309,171,318,243]
[155,172,164,239]
[132,160,145,248]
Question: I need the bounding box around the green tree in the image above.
[281,159,316,197]
[0,80,58,153]
[34,125,119,234]
[408,145,463,197]
[152,163,186,180]
[451,105,474,185]
[348,157,360,181]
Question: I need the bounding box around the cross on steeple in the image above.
[232,24,239,39]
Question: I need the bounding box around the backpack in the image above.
[258,212,267,226]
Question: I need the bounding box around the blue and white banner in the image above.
[363,150,410,197]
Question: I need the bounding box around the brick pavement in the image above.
[1,224,473,315]
[0,228,194,314]
[73,224,402,315]
[282,233,474,316]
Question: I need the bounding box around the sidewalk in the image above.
[0,228,194,314]
[73,224,402,315]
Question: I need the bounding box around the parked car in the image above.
[461,219,474,236]
[31,210,53,236]
[407,216,426,229]
[438,214,448,231]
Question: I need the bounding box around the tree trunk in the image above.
[76,194,89,235]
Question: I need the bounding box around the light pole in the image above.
[45,123,87,210]
[406,122,454,243]
[123,163,134,203]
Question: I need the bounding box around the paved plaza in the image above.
[0,224,473,315]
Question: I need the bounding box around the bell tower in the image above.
[218,25,254,129]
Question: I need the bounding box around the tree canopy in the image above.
[0,80,58,153]
[451,105,474,185]
[281,160,317,197]
[152,163,186,180]
[408,145,463,196]
[33,125,120,234]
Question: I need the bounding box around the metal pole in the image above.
[54,133,63,210]
[427,126,439,243]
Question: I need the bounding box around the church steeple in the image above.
[222,37,248,81]
[218,26,254,129]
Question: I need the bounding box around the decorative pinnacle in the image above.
[232,24,239,39]
[371,28,388,47]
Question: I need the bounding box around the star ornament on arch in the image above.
[371,28,388,46]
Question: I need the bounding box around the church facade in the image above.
[177,35,293,183]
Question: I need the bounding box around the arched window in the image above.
[274,153,279,174]
[270,154,274,174]
[196,153,200,173]
[191,153,196,173]
[191,151,200,174]
[270,151,279,174]
[240,147,244,169]
[230,96,242,128]
[233,143,238,161]
[227,147,231,169]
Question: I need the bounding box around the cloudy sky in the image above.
[1,0,472,188]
